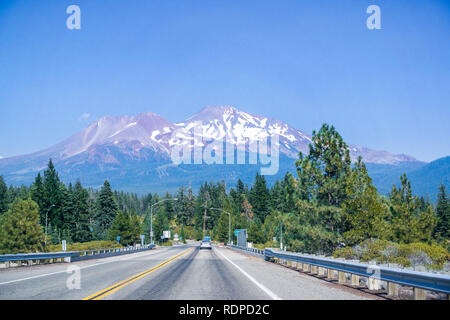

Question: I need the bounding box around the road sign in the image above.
[163,230,171,239]
[234,229,245,237]
[62,240,66,252]
[236,229,247,248]
[140,235,145,246]
[174,233,179,241]
[116,236,120,244]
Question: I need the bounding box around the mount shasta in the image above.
[0,106,446,199]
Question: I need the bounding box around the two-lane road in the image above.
[0,245,375,300]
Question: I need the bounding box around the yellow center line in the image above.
[82,247,194,300]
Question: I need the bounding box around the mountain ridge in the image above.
[0,105,430,195]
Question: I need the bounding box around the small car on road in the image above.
[200,240,212,250]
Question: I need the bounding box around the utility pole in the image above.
[280,222,283,251]
[44,204,55,248]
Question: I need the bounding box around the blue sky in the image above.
[0,0,449,162]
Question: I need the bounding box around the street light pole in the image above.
[149,198,178,245]
[45,204,55,247]
[280,222,283,251]
[210,208,231,245]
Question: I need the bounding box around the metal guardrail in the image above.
[229,245,264,256]
[0,244,156,267]
[227,245,450,298]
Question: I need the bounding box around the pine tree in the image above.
[60,183,75,242]
[94,180,118,240]
[43,159,63,231]
[185,186,196,226]
[72,181,92,243]
[389,174,437,243]
[296,124,351,206]
[154,207,169,243]
[248,217,265,244]
[282,172,297,213]
[129,209,142,245]
[342,158,391,245]
[0,199,45,254]
[0,176,8,215]
[434,184,449,241]
[163,192,175,221]
[108,210,132,245]
[249,173,271,221]
[293,124,352,249]
[30,173,45,224]
[215,212,229,242]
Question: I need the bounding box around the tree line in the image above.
[0,124,448,256]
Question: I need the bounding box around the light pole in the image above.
[210,208,231,245]
[280,221,283,251]
[149,198,178,245]
[45,204,55,247]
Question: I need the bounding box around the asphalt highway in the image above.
[0,244,374,300]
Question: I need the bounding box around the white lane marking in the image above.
[215,247,282,300]
[0,246,179,286]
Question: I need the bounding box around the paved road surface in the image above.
[0,245,375,300]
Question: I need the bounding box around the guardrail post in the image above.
[311,265,317,274]
[338,271,346,284]
[414,288,426,300]
[303,263,310,272]
[387,282,399,297]
[368,277,381,290]
[318,267,323,276]
[351,274,360,286]
[5,261,10,268]
[327,269,334,279]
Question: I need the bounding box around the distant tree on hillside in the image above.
[0,176,7,215]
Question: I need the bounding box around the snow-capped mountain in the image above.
[173,106,312,158]
[0,106,422,191]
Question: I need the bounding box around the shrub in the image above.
[332,239,449,270]
[359,239,391,262]
[46,240,121,252]
[160,240,173,246]
[333,246,355,259]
